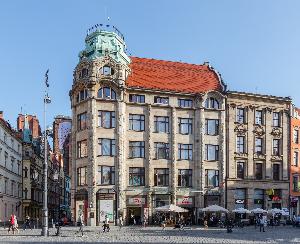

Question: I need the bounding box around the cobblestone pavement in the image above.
[0,225,300,244]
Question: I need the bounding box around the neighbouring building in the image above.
[0,111,23,223]
[226,91,291,211]
[290,106,300,215]
[17,113,60,222]
[69,25,227,226]
[52,115,72,219]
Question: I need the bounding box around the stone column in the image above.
[282,110,289,180]
[247,107,254,179]
[265,109,273,179]
[116,90,126,220]
[147,105,153,222]
[194,106,201,209]
[171,107,177,204]
[220,109,226,207]
[87,87,97,226]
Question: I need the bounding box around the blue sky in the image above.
[0,0,299,129]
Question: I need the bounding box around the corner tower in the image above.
[70,25,130,226]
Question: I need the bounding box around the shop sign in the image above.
[128,197,145,205]
[177,197,193,205]
[254,199,263,204]
[235,199,245,204]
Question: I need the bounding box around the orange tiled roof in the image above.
[126,57,224,94]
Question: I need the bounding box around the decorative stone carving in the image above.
[229,103,237,109]
[234,152,248,158]
[265,107,273,113]
[271,127,282,138]
[271,155,283,161]
[234,123,247,135]
[248,105,256,111]
[254,153,266,160]
[253,125,265,137]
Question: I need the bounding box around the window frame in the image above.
[255,163,263,180]
[97,87,117,100]
[236,136,246,154]
[178,143,193,160]
[154,142,170,159]
[129,141,145,158]
[237,162,245,179]
[178,99,193,108]
[236,108,245,123]
[77,140,88,158]
[129,94,145,103]
[97,165,115,185]
[255,137,263,154]
[273,112,280,127]
[205,144,219,161]
[129,114,145,132]
[154,116,169,133]
[98,138,116,157]
[255,110,263,125]
[205,169,219,187]
[129,167,145,186]
[273,163,280,181]
[77,167,87,186]
[154,96,169,105]
[205,119,219,136]
[77,112,87,131]
[178,118,193,135]
[98,110,116,128]
[177,169,193,187]
[154,168,169,186]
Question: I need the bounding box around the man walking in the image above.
[23,215,32,230]
[259,215,266,232]
[77,213,84,236]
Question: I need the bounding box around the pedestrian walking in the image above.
[259,215,266,232]
[23,215,32,230]
[204,217,208,229]
[14,215,19,233]
[118,215,123,230]
[77,213,84,236]
[8,214,16,234]
[142,215,147,228]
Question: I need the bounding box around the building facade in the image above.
[226,91,291,211]
[70,26,227,226]
[290,106,300,215]
[0,112,23,223]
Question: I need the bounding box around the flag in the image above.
[45,69,49,87]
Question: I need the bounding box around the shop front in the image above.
[266,189,283,209]
[96,189,115,225]
[127,196,146,225]
[234,188,247,209]
[204,194,220,207]
[176,196,195,224]
[75,189,88,225]
[253,189,264,209]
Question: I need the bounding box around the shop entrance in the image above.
[127,207,142,225]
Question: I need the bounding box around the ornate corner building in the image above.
[226,92,291,211]
[69,26,227,226]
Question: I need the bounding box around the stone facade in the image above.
[69,27,226,226]
[226,91,291,211]
[0,112,23,223]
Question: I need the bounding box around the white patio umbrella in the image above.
[267,208,282,215]
[201,205,229,213]
[155,204,188,213]
[232,208,251,214]
[251,208,267,214]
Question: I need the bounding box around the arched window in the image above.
[98,87,116,100]
[80,68,89,78]
[100,65,114,76]
[205,97,220,109]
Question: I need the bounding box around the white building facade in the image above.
[0,113,23,223]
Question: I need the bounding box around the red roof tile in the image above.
[126,57,224,94]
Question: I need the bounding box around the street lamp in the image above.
[41,70,51,237]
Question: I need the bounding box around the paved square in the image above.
[0,225,300,243]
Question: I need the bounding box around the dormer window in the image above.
[100,66,114,76]
[205,97,220,109]
[98,87,116,100]
[79,68,89,78]
[76,89,88,103]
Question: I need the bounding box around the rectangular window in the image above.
[97,166,115,185]
[255,163,263,180]
[98,111,116,128]
[77,140,87,158]
[4,152,8,167]
[129,141,145,158]
[272,139,280,155]
[129,167,145,186]
[4,179,7,194]
[154,116,169,133]
[129,94,145,103]
[294,151,299,166]
[293,175,299,192]
[294,129,299,144]
[129,114,145,131]
[77,112,87,131]
[178,99,193,108]
[178,144,193,160]
[98,138,116,156]
[154,168,169,186]
[178,169,192,187]
[154,142,170,159]
[236,108,245,123]
[77,167,87,186]
[236,136,245,153]
[205,144,219,161]
[273,112,280,127]
[154,96,169,105]
[255,138,263,154]
[237,162,245,179]
[255,110,263,125]
[178,118,193,135]
[273,164,280,181]
[205,119,219,136]
[205,170,219,187]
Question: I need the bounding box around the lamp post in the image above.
[41,70,51,237]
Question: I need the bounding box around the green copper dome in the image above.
[79,24,130,65]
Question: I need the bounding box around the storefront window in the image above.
[253,189,264,209]
[234,188,246,209]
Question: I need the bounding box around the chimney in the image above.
[0,111,3,119]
